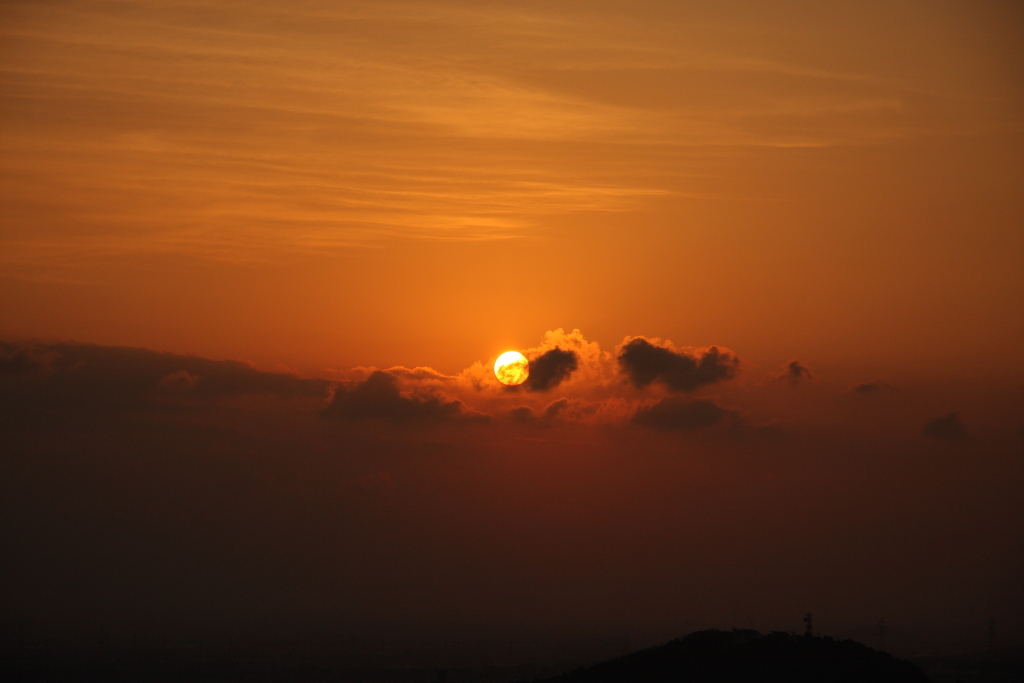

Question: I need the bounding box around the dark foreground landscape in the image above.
[547,630,929,682]
[5,629,1022,683]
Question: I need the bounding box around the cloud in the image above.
[384,366,458,382]
[510,405,537,423]
[777,360,812,384]
[543,398,570,419]
[159,370,200,392]
[0,343,53,376]
[509,398,571,425]
[322,370,483,424]
[923,412,966,441]
[525,347,579,392]
[632,397,734,430]
[522,329,610,389]
[851,380,895,394]
[617,337,738,392]
[0,341,328,423]
[456,328,608,395]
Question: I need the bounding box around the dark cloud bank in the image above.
[632,397,735,430]
[322,370,481,423]
[1,339,1022,663]
[0,340,327,425]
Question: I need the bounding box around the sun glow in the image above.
[494,351,529,386]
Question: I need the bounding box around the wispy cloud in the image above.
[1,0,1011,275]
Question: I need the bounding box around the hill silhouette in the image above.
[541,629,930,683]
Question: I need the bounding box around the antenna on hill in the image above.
[878,619,885,651]
[989,617,995,659]
[803,613,813,637]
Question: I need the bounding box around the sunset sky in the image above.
[2,0,1022,658]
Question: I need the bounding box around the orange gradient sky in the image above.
[2,0,1024,654]
[1,0,1021,377]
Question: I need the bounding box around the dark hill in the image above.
[543,629,930,683]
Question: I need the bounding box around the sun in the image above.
[494,351,529,386]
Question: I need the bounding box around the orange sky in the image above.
[1,0,1021,377]
[1,0,1023,658]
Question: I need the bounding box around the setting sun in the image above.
[494,351,529,386]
